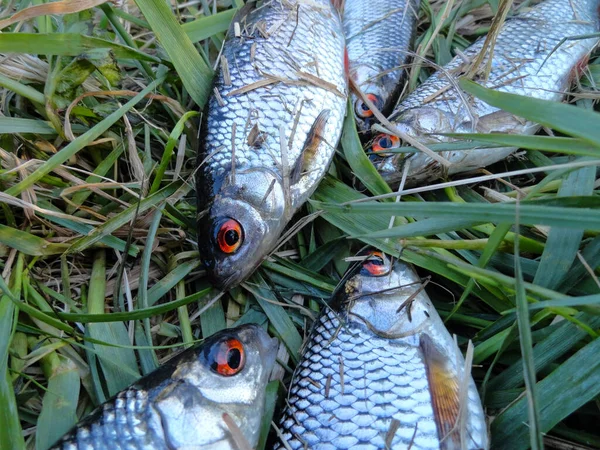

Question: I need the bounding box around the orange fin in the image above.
[291,109,331,184]
[420,334,461,450]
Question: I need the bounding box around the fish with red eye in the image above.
[372,134,400,154]
[206,337,246,376]
[354,93,382,119]
[216,219,244,254]
[360,251,390,277]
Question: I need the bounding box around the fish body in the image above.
[276,252,487,449]
[196,0,348,289]
[370,0,600,185]
[344,0,420,134]
[52,325,278,450]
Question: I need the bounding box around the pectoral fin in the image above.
[290,109,331,184]
[420,333,461,450]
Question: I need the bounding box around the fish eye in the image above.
[216,219,243,254]
[354,94,381,119]
[360,251,391,277]
[372,134,400,153]
[206,337,245,376]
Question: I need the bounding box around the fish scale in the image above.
[276,256,487,449]
[197,0,347,289]
[344,0,420,133]
[371,0,600,185]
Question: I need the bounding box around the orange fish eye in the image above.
[372,134,400,153]
[354,94,381,119]
[361,251,390,277]
[216,219,243,254]
[207,338,245,376]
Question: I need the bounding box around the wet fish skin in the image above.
[345,0,420,134]
[196,0,348,289]
[52,325,278,450]
[369,0,600,185]
[276,252,487,449]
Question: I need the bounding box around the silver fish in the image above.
[276,251,487,449]
[345,0,420,133]
[368,0,600,185]
[52,325,278,450]
[196,0,348,289]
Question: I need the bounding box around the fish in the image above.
[51,324,278,450]
[344,0,421,134]
[196,0,348,289]
[275,251,488,449]
[367,0,600,186]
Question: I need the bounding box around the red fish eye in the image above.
[216,219,243,254]
[207,338,245,376]
[355,94,381,119]
[361,251,390,277]
[372,134,400,153]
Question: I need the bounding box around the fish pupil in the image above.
[227,348,241,369]
[360,102,370,112]
[379,137,392,148]
[225,230,239,246]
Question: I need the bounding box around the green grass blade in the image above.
[244,274,303,363]
[57,287,210,323]
[459,78,600,147]
[513,215,543,450]
[182,8,237,43]
[316,201,600,234]
[0,224,69,255]
[134,0,213,107]
[0,33,160,62]
[87,251,140,396]
[0,292,25,450]
[66,181,181,254]
[533,165,596,290]
[35,354,80,450]
[0,118,85,135]
[491,336,600,449]
[447,133,600,157]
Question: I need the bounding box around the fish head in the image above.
[352,90,385,133]
[341,250,435,338]
[366,106,455,183]
[198,169,286,289]
[155,324,278,448]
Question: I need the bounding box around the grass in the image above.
[0,0,599,449]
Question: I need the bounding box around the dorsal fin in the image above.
[420,333,461,450]
[290,109,331,184]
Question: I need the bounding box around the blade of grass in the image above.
[66,181,180,254]
[533,165,596,290]
[491,336,600,449]
[134,0,213,107]
[182,8,237,43]
[35,353,79,450]
[459,78,600,147]
[0,257,25,450]
[87,250,140,396]
[513,203,543,450]
[0,33,160,62]
[0,224,69,256]
[316,201,600,235]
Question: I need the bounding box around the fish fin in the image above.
[420,333,461,450]
[330,0,345,14]
[290,109,331,184]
